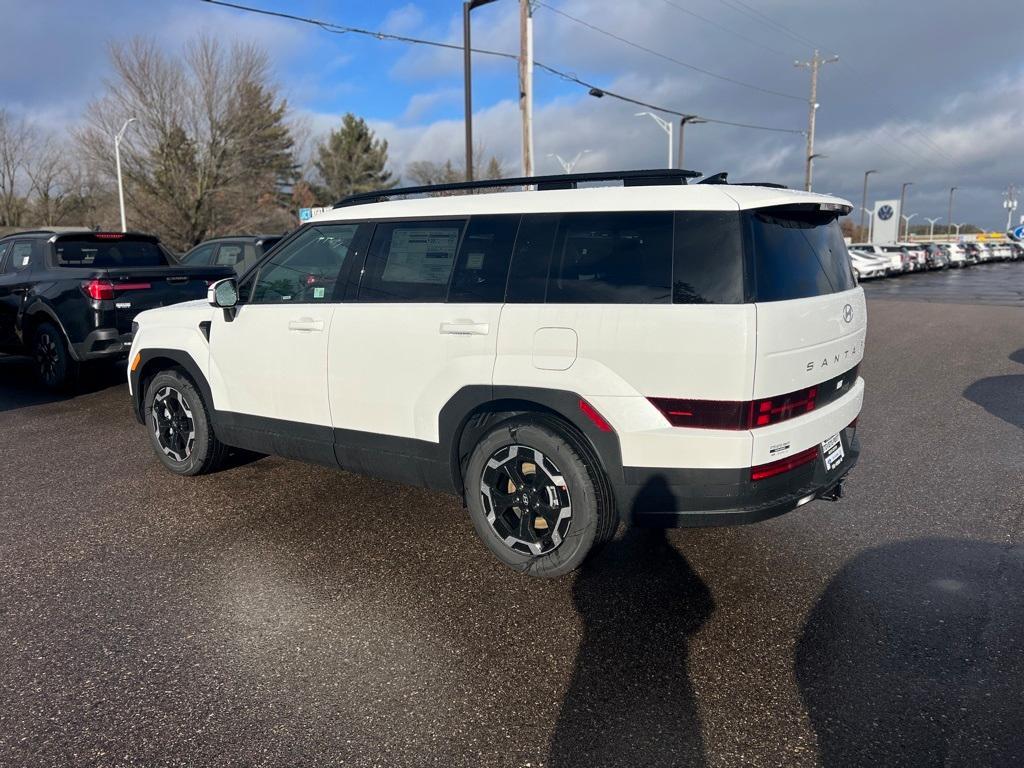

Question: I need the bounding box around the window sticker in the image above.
[313,286,325,299]
[381,228,459,284]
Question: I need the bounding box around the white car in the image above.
[850,243,902,274]
[945,243,969,267]
[127,170,865,577]
[849,249,888,279]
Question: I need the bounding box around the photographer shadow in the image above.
[548,485,714,768]
[962,347,1024,430]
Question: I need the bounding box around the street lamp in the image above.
[951,222,964,237]
[901,212,917,242]
[547,150,591,174]
[925,216,942,239]
[947,186,957,241]
[114,117,136,233]
[860,170,878,238]
[635,112,673,169]
[862,206,875,242]
[898,181,913,239]
[463,0,499,181]
[678,115,706,169]
[806,153,828,192]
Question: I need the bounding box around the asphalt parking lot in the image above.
[1,263,1022,767]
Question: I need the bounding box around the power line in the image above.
[533,1,805,101]
[658,0,795,60]
[713,0,821,51]
[198,0,804,135]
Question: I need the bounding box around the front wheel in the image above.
[144,369,226,476]
[464,418,616,578]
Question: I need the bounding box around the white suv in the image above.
[128,170,865,577]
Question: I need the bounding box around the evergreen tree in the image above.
[314,114,396,201]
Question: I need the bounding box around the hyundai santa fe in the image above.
[127,169,865,577]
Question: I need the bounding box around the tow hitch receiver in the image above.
[818,481,844,502]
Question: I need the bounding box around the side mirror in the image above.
[208,278,238,309]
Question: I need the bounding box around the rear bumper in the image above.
[620,424,860,527]
[72,328,134,360]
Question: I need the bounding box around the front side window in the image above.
[181,244,215,265]
[358,220,465,303]
[547,212,672,304]
[3,241,35,273]
[0,241,11,271]
[746,206,855,302]
[251,224,360,304]
[215,244,245,266]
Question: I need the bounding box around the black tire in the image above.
[464,417,616,578]
[32,322,76,391]
[144,369,227,476]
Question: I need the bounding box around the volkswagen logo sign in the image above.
[843,303,854,323]
[878,204,894,221]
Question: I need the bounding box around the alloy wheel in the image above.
[152,386,196,463]
[480,444,572,556]
[34,331,59,386]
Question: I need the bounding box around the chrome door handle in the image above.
[440,320,489,336]
[288,318,324,332]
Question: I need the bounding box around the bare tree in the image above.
[0,109,34,227]
[78,36,298,251]
[405,150,507,187]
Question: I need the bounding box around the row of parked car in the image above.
[848,240,1024,279]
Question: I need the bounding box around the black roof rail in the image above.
[698,171,728,185]
[735,182,789,189]
[333,168,702,208]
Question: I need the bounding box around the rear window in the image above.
[746,206,854,302]
[54,238,169,268]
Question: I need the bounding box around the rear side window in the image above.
[673,211,745,303]
[448,215,518,303]
[54,238,168,268]
[746,206,854,302]
[359,220,465,303]
[215,244,244,266]
[547,212,672,304]
[506,214,558,303]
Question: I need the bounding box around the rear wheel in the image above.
[465,418,616,578]
[144,369,226,476]
[32,322,76,391]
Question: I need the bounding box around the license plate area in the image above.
[821,433,844,472]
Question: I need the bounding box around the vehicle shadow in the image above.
[547,525,714,768]
[0,355,125,413]
[962,348,1024,430]
[795,538,1024,767]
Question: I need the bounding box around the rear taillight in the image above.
[649,385,818,431]
[82,279,115,300]
[750,446,819,481]
[81,279,151,300]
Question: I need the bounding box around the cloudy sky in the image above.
[2,0,1022,229]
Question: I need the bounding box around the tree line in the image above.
[0,35,505,253]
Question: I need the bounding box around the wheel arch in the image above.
[440,386,625,504]
[131,348,213,425]
[22,304,78,360]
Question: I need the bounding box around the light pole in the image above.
[635,112,673,169]
[114,117,136,233]
[794,50,839,192]
[678,115,706,169]
[925,216,942,239]
[898,181,913,239]
[547,150,591,174]
[951,222,964,238]
[862,206,875,242]
[946,186,957,241]
[860,170,877,238]
[1004,185,1018,231]
[463,0,499,181]
[901,213,917,242]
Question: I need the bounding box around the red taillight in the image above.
[647,398,748,430]
[751,445,819,481]
[82,279,115,300]
[81,279,151,300]
[750,386,818,427]
[579,399,613,432]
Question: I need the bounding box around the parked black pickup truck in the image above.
[0,230,232,389]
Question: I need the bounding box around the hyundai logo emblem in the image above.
[843,304,854,323]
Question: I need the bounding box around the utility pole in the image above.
[925,217,941,239]
[1004,185,1018,231]
[860,170,877,239]
[518,0,535,177]
[114,117,136,233]
[678,115,706,169]
[947,186,957,241]
[794,50,838,192]
[463,0,498,182]
[898,181,913,240]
